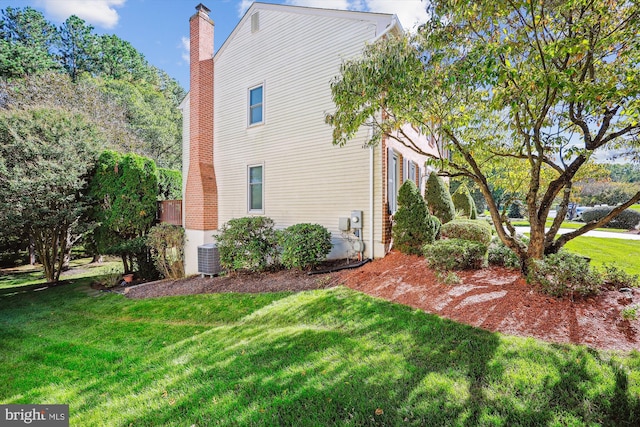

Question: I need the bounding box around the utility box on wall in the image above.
[339,217,351,231]
[351,210,363,229]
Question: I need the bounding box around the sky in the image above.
[2,0,429,90]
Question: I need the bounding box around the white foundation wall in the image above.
[184,228,216,275]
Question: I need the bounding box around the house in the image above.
[182,2,439,275]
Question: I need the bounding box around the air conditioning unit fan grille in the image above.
[198,243,221,276]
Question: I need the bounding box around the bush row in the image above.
[581,206,640,229]
[216,217,332,272]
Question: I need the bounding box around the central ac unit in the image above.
[197,243,221,277]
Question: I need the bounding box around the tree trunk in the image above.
[29,237,36,265]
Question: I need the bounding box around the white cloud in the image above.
[285,0,351,9]
[237,0,254,17]
[180,36,190,63]
[283,0,428,31]
[364,0,428,31]
[39,0,125,29]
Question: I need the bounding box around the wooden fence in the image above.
[157,200,182,226]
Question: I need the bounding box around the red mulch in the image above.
[124,251,639,352]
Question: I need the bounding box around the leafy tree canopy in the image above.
[0,7,186,169]
[0,107,103,282]
[328,0,640,272]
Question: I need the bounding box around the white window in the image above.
[248,84,263,126]
[248,165,263,212]
[409,161,417,185]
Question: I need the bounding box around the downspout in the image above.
[369,144,374,259]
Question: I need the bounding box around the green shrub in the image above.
[452,184,477,219]
[393,180,439,254]
[601,263,639,290]
[157,168,182,201]
[146,223,185,279]
[581,206,640,229]
[279,223,332,270]
[527,251,603,299]
[424,238,487,270]
[440,219,492,245]
[216,217,278,272]
[508,200,526,219]
[487,237,521,269]
[424,172,455,224]
[621,305,639,321]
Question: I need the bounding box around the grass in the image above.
[511,219,628,233]
[1,276,640,426]
[0,257,122,290]
[564,237,640,275]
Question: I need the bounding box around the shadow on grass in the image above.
[1,285,639,426]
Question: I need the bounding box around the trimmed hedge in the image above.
[216,217,278,272]
[425,172,455,224]
[279,223,332,270]
[440,219,492,245]
[581,206,640,229]
[424,238,487,270]
[452,184,477,219]
[393,180,440,254]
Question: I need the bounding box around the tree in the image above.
[0,7,59,78]
[57,15,96,81]
[95,34,154,83]
[328,0,640,272]
[0,108,102,282]
[89,150,158,274]
[424,172,455,224]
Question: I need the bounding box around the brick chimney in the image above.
[185,3,217,230]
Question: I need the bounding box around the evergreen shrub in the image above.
[581,206,640,229]
[487,237,521,269]
[279,223,332,270]
[440,219,492,245]
[527,251,603,298]
[452,184,477,219]
[216,217,278,272]
[393,180,439,254]
[424,172,455,224]
[424,238,487,270]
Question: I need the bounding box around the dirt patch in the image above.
[124,251,639,352]
[124,268,342,298]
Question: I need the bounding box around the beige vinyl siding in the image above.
[214,8,387,257]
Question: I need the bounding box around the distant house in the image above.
[182,2,439,274]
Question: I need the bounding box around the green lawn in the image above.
[0,258,122,290]
[1,278,639,426]
[564,237,640,275]
[511,219,628,233]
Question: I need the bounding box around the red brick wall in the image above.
[185,7,218,230]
